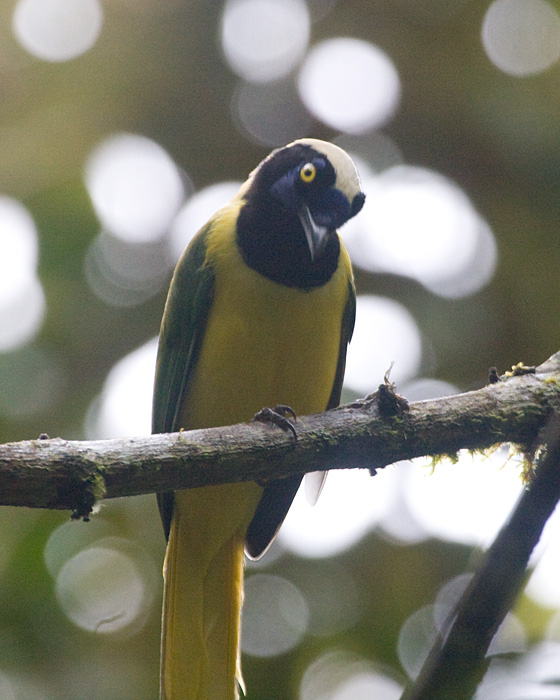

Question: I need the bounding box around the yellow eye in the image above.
[300,162,316,183]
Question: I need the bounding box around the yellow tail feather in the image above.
[160,482,262,700]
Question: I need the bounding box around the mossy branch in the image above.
[1,352,560,518]
[401,411,560,700]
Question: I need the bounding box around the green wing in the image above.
[245,278,356,559]
[326,278,356,409]
[152,225,215,538]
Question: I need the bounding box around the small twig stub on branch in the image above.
[0,351,559,514]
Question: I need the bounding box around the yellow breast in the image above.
[180,200,352,431]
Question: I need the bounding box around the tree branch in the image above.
[401,411,560,700]
[1,351,560,518]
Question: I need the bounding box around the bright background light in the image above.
[300,651,402,700]
[345,294,422,391]
[86,338,157,439]
[298,38,400,132]
[279,468,397,558]
[342,165,498,299]
[482,0,560,77]
[169,182,242,261]
[526,512,560,609]
[85,133,186,244]
[0,197,45,351]
[221,0,310,82]
[13,0,103,62]
[403,450,523,547]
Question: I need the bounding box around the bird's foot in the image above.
[252,404,297,440]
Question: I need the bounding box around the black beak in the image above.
[298,205,329,262]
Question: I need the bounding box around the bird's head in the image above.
[237,139,365,288]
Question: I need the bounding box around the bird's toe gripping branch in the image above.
[252,404,298,441]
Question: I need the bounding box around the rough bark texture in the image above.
[1,352,559,518]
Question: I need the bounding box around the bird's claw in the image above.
[252,405,297,440]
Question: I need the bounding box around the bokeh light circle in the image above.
[332,672,402,700]
[342,165,497,298]
[242,574,308,656]
[0,197,38,301]
[221,0,310,82]
[404,451,523,546]
[344,295,422,393]
[0,276,45,352]
[45,518,117,578]
[335,132,404,173]
[301,651,402,700]
[397,604,439,679]
[84,231,171,308]
[13,0,103,62]
[279,468,396,558]
[232,78,313,147]
[398,578,527,683]
[86,337,157,439]
[0,197,45,351]
[482,0,560,76]
[298,37,400,133]
[55,544,150,634]
[85,133,185,243]
[474,641,560,698]
[169,182,242,261]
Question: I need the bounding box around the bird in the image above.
[152,138,365,700]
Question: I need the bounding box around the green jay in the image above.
[152,138,365,699]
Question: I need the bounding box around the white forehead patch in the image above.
[292,138,363,202]
[240,138,363,202]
